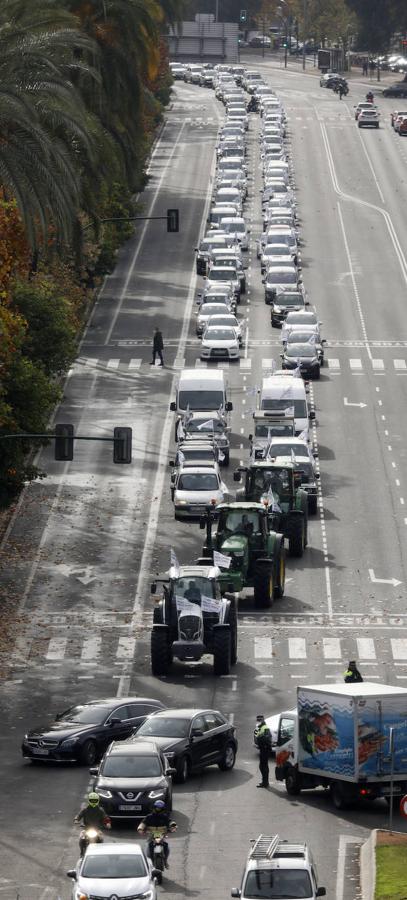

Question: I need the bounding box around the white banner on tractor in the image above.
[213,550,232,569]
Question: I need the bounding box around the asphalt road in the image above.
[1,64,407,900]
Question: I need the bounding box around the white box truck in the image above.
[275,682,407,810]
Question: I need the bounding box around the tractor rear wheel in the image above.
[253,560,274,608]
[288,518,305,558]
[213,629,231,676]
[151,629,171,676]
[274,541,286,599]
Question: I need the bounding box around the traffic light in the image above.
[55,423,74,461]
[167,208,179,232]
[240,9,247,22]
[113,427,132,464]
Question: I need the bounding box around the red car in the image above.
[399,117,407,135]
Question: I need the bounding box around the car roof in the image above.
[108,740,160,756]
[74,697,163,707]
[146,707,219,717]
[84,842,144,856]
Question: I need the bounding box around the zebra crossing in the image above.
[72,355,407,374]
[5,631,407,672]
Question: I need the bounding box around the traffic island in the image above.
[361,829,407,900]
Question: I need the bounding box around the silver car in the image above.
[67,842,157,900]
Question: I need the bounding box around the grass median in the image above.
[375,844,407,899]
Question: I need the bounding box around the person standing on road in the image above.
[151,327,164,367]
[254,714,272,788]
[338,83,345,100]
[344,660,364,683]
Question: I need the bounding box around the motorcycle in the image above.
[138,823,177,884]
[78,826,104,857]
[366,91,374,102]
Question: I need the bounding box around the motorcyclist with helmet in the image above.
[137,799,177,868]
[366,91,374,102]
[74,792,111,856]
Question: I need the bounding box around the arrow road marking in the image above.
[56,563,96,585]
[344,397,367,408]
[369,568,402,587]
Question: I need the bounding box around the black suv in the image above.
[128,708,238,783]
[90,739,175,819]
[21,697,166,765]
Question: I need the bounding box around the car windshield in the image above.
[137,717,191,738]
[205,328,236,340]
[265,246,291,257]
[82,853,147,879]
[177,473,219,491]
[209,317,237,328]
[187,418,225,434]
[223,510,261,534]
[270,443,305,457]
[255,424,293,438]
[243,868,313,898]
[223,221,245,233]
[251,467,291,497]
[180,449,215,462]
[267,272,297,285]
[286,344,316,358]
[57,705,109,725]
[201,305,230,316]
[101,755,162,777]
[212,259,237,270]
[267,235,290,245]
[262,399,307,417]
[178,390,224,411]
[287,332,317,343]
[275,293,303,306]
[286,315,317,326]
[209,269,235,281]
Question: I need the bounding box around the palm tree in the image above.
[0,0,104,248]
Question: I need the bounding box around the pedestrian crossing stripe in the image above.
[73,357,407,373]
[7,633,407,667]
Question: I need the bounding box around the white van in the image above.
[259,375,314,438]
[170,369,233,416]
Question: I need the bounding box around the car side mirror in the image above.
[199,517,206,529]
[151,582,157,594]
[66,870,76,880]
[89,766,99,776]
[153,868,162,880]
[166,767,177,776]
[231,891,241,898]
[170,401,176,412]
[248,434,253,441]
[226,401,233,411]
[305,300,310,305]
[191,729,204,738]
[317,890,326,898]
[233,471,242,482]
[108,717,120,727]
[309,410,316,420]
[315,472,320,479]
[321,338,326,344]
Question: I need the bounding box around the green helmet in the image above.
[88,792,100,807]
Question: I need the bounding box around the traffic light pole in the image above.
[83,209,179,233]
[0,428,133,464]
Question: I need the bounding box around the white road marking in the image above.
[128,359,142,369]
[81,637,102,660]
[349,358,362,370]
[254,636,273,659]
[262,358,275,368]
[327,358,340,369]
[371,358,384,370]
[46,637,67,661]
[288,637,306,659]
[357,637,376,659]
[323,637,341,658]
[394,359,407,369]
[107,358,120,369]
[335,834,362,900]
[391,639,407,659]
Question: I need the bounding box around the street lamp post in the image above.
[302,0,306,70]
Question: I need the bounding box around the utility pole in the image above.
[302,0,307,69]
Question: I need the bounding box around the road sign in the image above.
[167,208,179,232]
[400,795,407,818]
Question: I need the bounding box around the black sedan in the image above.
[21,697,166,765]
[90,739,175,819]
[128,708,238,783]
[382,82,407,98]
[281,343,320,379]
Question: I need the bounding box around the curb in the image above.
[360,829,376,900]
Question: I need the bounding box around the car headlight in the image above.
[97,789,112,799]
[148,789,165,799]
[76,891,89,900]
[60,737,79,748]
[136,892,154,899]
[175,500,187,506]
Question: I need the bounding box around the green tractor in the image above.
[199,501,285,608]
[233,460,308,558]
[150,564,238,677]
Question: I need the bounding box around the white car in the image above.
[196,302,234,336]
[282,310,321,340]
[201,325,240,360]
[206,313,244,345]
[232,835,326,900]
[358,107,380,128]
[267,436,315,462]
[261,243,295,273]
[67,842,157,900]
[173,465,229,518]
[219,216,249,250]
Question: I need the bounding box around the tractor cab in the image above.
[150,565,237,675]
[234,463,308,558]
